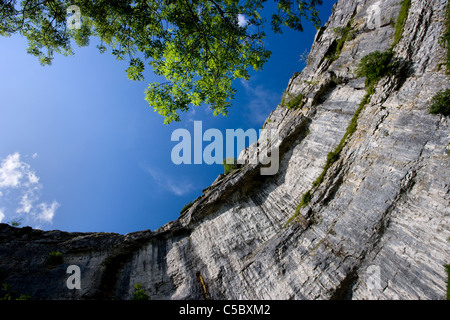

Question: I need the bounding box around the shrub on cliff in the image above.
[47,251,63,266]
[132,283,149,300]
[356,50,397,88]
[222,157,238,175]
[0,284,30,300]
[429,89,450,116]
[281,92,305,110]
[180,201,193,214]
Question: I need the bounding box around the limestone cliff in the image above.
[0,0,449,300]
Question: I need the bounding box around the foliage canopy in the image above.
[0,0,323,123]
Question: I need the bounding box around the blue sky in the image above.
[0,1,335,234]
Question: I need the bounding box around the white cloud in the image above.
[0,153,40,188]
[238,14,248,27]
[0,153,58,227]
[0,209,4,223]
[145,167,195,196]
[17,195,32,214]
[17,193,35,214]
[0,153,25,188]
[32,153,38,159]
[27,172,39,184]
[36,201,60,223]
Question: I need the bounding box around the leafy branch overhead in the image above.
[0,0,323,123]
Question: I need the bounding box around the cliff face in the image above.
[1,0,449,300]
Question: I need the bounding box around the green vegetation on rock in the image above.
[132,283,149,300]
[325,18,354,62]
[223,157,237,175]
[393,0,412,47]
[355,50,397,88]
[440,1,450,73]
[281,92,305,110]
[47,251,63,266]
[429,89,450,116]
[0,284,30,300]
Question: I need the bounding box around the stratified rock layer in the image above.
[0,0,449,300]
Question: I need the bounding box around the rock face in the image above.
[0,0,449,300]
